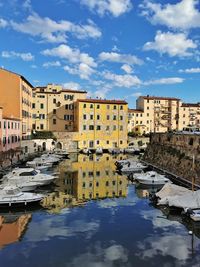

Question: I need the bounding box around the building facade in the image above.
[74,99,128,149]
[180,103,200,129]
[0,68,33,140]
[0,107,21,153]
[32,84,87,132]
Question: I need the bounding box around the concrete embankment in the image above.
[143,133,200,186]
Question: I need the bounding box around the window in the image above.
[40,103,44,109]
[53,119,56,124]
[90,115,93,120]
[113,115,117,120]
[32,103,35,109]
[89,125,94,130]
[113,125,117,130]
[97,115,100,120]
[96,140,99,144]
[64,115,70,120]
[120,105,123,110]
[120,116,123,120]
[40,124,44,130]
[113,105,117,110]
[65,125,68,130]
[83,125,86,130]
[106,140,109,144]
[147,113,149,117]
[120,140,123,144]
[90,104,93,108]
[96,125,101,130]
[106,126,110,131]
[97,104,100,109]
[147,106,149,110]
[65,104,69,110]
[83,114,87,120]
[53,98,56,104]
[53,109,56,114]
[120,126,123,131]
[83,104,86,108]
[107,115,110,120]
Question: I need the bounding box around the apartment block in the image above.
[128,95,182,134]
[0,68,33,140]
[180,103,200,129]
[74,99,128,149]
[32,84,87,132]
[0,107,21,153]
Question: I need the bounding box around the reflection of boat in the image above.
[108,148,120,154]
[96,147,103,154]
[0,186,44,207]
[135,183,163,199]
[134,171,170,185]
[0,181,39,192]
[82,148,91,154]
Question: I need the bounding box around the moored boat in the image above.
[134,171,170,186]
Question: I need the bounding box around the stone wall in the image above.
[143,133,200,186]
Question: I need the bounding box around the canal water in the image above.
[0,153,200,267]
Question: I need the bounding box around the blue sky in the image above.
[0,0,200,108]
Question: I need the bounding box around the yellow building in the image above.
[128,95,182,134]
[32,84,87,132]
[0,68,33,140]
[74,99,128,149]
[180,103,200,128]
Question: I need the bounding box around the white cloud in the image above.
[179,67,200,73]
[43,61,61,68]
[144,77,184,86]
[62,82,81,90]
[42,44,97,67]
[80,0,132,17]
[140,0,200,30]
[143,31,197,57]
[112,45,119,52]
[121,64,133,74]
[2,51,34,61]
[131,92,142,97]
[11,13,101,43]
[103,71,141,88]
[99,52,143,65]
[64,63,96,80]
[0,18,8,28]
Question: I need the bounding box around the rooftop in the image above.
[33,86,87,94]
[77,98,127,105]
[139,95,181,101]
[182,103,200,107]
[128,109,143,113]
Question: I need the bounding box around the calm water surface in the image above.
[0,153,200,267]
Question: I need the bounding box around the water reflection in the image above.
[42,154,128,213]
[0,213,31,248]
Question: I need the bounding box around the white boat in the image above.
[184,208,200,222]
[135,171,170,185]
[82,148,91,154]
[0,186,44,207]
[96,147,103,154]
[2,168,57,186]
[53,149,69,158]
[26,161,52,170]
[124,146,140,154]
[120,162,147,173]
[155,183,190,205]
[0,181,40,192]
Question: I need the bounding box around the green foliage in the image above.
[31,131,56,140]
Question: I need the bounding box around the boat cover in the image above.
[156,183,190,200]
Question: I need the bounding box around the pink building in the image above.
[0,107,21,153]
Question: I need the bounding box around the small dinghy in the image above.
[134,171,171,186]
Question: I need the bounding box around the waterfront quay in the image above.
[0,153,200,267]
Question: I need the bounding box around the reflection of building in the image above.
[0,214,31,248]
[74,99,128,149]
[72,154,128,200]
[42,154,128,213]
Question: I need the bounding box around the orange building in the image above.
[0,68,33,140]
